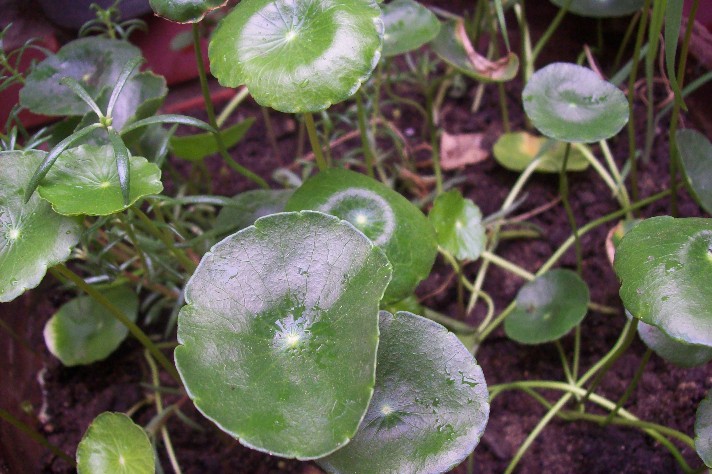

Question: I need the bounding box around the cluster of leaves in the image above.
[1,0,712,472]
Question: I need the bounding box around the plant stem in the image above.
[0,408,75,465]
[481,250,535,280]
[356,91,376,177]
[424,86,443,194]
[261,106,282,164]
[560,143,583,275]
[604,347,652,425]
[554,340,575,386]
[191,24,267,189]
[598,140,632,214]
[530,0,572,66]
[50,265,181,384]
[613,10,641,73]
[304,112,327,171]
[216,86,250,128]
[497,83,511,133]
[132,205,197,274]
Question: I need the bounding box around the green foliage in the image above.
[214,189,293,234]
[381,0,440,57]
[677,129,712,215]
[549,0,645,17]
[429,190,486,261]
[170,119,254,161]
[493,132,590,173]
[696,390,712,468]
[149,0,227,23]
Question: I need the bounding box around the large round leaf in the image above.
[149,0,228,23]
[215,189,293,234]
[429,189,486,261]
[637,319,712,368]
[677,129,712,215]
[382,0,440,57]
[493,132,590,173]
[19,38,142,117]
[37,145,163,216]
[615,216,712,347]
[44,286,139,366]
[550,0,644,17]
[285,168,437,303]
[504,269,590,344]
[522,63,628,143]
[696,390,712,468]
[76,412,154,474]
[0,151,81,303]
[209,0,384,113]
[175,211,392,459]
[319,311,489,474]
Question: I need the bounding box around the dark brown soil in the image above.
[2,2,711,474]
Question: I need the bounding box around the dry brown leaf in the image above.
[440,131,488,170]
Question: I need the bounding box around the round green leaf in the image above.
[522,63,629,143]
[429,190,485,261]
[493,132,590,173]
[505,269,590,344]
[677,129,712,215]
[76,412,154,474]
[149,0,228,23]
[550,0,644,17]
[215,189,293,234]
[696,390,712,468]
[319,311,489,474]
[175,211,392,459]
[37,145,163,216]
[615,216,712,347]
[285,168,437,303]
[637,319,712,368]
[208,0,384,113]
[431,20,519,83]
[0,151,81,303]
[44,286,139,367]
[382,0,440,57]
[20,38,142,116]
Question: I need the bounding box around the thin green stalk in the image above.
[0,408,75,465]
[371,60,384,139]
[191,24,267,189]
[668,0,699,217]
[531,0,572,65]
[50,265,181,384]
[598,140,632,214]
[554,340,575,386]
[261,106,282,164]
[132,205,197,274]
[604,347,653,425]
[642,0,666,164]
[356,91,376,177]
[613,10,642,72]
[304,112,327,171]
[424,87,443,194]
[497,83,511,132]
[560,143,583,275]
[514,3,534,82]
[216,86,249,128]
[572,324,581,382]
[481,250,535,280]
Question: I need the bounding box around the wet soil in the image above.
[2,2,712,473]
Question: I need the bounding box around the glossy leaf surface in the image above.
[319,311,489,474]
[149,0,227,23]
[677,129,712,215]
[209,0,384,113]
[638,319,712,368]
[215,189,293,234]
[522,63,628,143]
[696,390,712,468]
[431,20,519,83]
[550,0,644,17]
[615,217,712,347]
[0,151,81,303]
[285,168,437,303]
[429,190,485,261]
[381,0,440,57]
[170,119,254,161]
[44,287,138,366]
[76,412,154,474]
[20,38,142,116]
[38,145,163,216]
[493,132,589,173]
[505,269,590,344]
[175,211,392,459]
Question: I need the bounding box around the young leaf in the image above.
[175,211,392,459]
[149,0,228,23]
[285,168,437,303]
[522,63,629,143]
[549,0,645,17]
[44,286,139,366]
[696,390,712,468]
[120,114,215,136]
[493,132,590,173]
[431,20,519,83]
[615,217,712,347]
[381,0,440,57]
[19,38,141,116]
[103,72,168,133]
[429,190,486,261]
[37,145,163,216]
[76,412,154,474]
[108,128,131,206]
[214,189,293,234]
[504,269,590,344]
[318,311,489,474]
[106,57,143,118]
[208,0,384,113]
[0,151,81,303]
[677,129,712,215]
[170,118,255,161]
